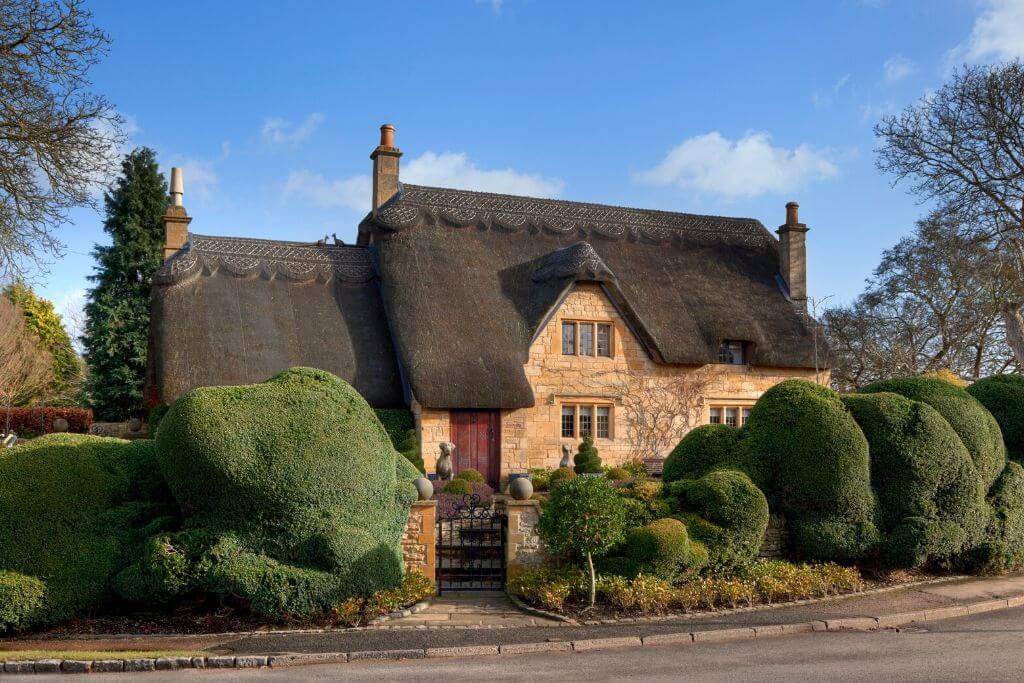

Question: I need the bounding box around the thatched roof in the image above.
[146,234,405,407]
[359,184,823,410]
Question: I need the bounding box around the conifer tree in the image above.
[82,148,167,420]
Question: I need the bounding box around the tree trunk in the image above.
[587,551,596,608]
[1002,300,1024,369]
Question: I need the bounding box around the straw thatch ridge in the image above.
[359,184,825,410]
[147,234,405,408]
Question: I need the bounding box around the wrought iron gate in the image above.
[436,494,507,593]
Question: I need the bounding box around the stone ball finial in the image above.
[510,476,533,501]
[413,477,434,501]
[52,417,69,433]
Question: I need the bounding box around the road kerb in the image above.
[824,617,879,631]
[425,645,501,658]
[642,632,694,647]
[966,599,1010,615]
[268,653,348,668]
[691,627,757,642]
[348,649,425,661]
[499,641,572,655]
[572,636,643,652]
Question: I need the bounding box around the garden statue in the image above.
[437,441,455,481]
[560,443,572,469]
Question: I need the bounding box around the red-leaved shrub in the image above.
[0,407,93,436]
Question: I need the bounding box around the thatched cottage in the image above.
[147,125,828,483]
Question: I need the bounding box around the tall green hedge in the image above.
[662,424,739,484]
[860,377,1006,490]
[146,368,418,617]
[0,434,171,631]
[375,408,425,473]
[967,375,1024,463]
[843,392,985,567]
[740,380,878,561]
[665,470,769,570]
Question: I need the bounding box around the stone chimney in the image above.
[776,201,808,307]
[163,167,192,261]
[370,123,402,214]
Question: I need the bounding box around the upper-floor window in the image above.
[718,340,746,365]
[562,321,613,357]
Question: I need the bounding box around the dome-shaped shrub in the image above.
[443,478,473,495]
[624,518,707,579]
[455,468,485,483]
[666,470,769,569]
[0,434,167,631]
[968,374,1024,462]
[981,461,1024,569]
[742,379,877,560]
[549,467,576,487]
[663,424,739,484]
[150,367,418,617]
[843,392,985,566]
[861,377,1005,489]
[605,467,631,481]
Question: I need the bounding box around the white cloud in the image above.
[283,170,369,212]
[811,74,851,108]
[948,0,1024,65]
[635,131,838,199]
[883,56,916,84]
[260,113,325,145]
[284,151,564,212]
[173,158,219,204]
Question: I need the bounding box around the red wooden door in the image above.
[450,410,501,486]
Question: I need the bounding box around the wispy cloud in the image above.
[261,113,325,145]
[635,131,838,199]
[283,151,564,212]
[883,56,916,84]
[948,0,1024,65]
[475,0,503,11]
[859,100,898,123]
[811,74,851,108]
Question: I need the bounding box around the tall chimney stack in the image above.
[777,201,808,307]
[163,167,192,261]
[370,123,402,214]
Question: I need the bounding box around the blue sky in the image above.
[36,0,1024,335]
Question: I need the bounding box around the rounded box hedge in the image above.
[967,374,1024,463]
[150,367,419,617]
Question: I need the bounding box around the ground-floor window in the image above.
[708,405,752,427]
[561,403,613,439]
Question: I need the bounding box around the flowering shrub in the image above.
[0,407,92,436]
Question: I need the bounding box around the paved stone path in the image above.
[372,591,558,629]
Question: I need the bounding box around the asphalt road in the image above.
[22,606,1024,682]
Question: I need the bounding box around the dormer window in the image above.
[562,321,614,357]
[718,340,746,365]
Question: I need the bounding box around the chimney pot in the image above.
[170,167,184,207]
[785,201,799,225]
[370,124,402,214]
[380,123,395,148]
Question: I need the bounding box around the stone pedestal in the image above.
[504,499,546,578]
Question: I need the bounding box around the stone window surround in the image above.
[706,397,756,427]
[560,401,614,441]
[561,319,614,358]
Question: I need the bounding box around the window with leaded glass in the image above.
[562,322,576,355]
[725,408,738,427]
[709,407,722,424]
[579,323,595,356]
[717,340,745,365]
[596,406,610,438]
[561,406,576,437]
[741,408,751,425]
[596,324,612,357]
[579,405,593,437]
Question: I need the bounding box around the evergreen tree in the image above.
[82,148,167,420]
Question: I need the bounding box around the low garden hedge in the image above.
[740,379,878,561]
[146,367,419,618]
[666,470,769,570]
[662,424,739,484]
[843,392,985,567]
[967,374,1024,463]
[860,377,1006,490]
[0,407,93,436]
[0,434,173,631]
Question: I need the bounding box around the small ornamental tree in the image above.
[537,477,626,607]
[573,435,603,474]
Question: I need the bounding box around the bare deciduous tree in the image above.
[0,293,52,409]
[602,367,713,459]
[0,0,123,276]
[875,61,1024,367]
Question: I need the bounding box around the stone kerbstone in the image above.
[499,641,572,655]
[236,655,268,668]
[206,656,237,668]
[91,660,125,672]
[154,657,178,670]
[190,657,207,669]
[572,636,642,652]
[34,659,61,673]
[425,645,500,658]
[269,653,348,668]
[61,660,91,673]
[125,659,156,672]
[3,662,36,673]
[824,617,879,631]
[348,649,425,661]
[691,627,757,642]
[642,632,694,647]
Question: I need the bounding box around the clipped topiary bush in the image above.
[605,467,631,481]
[573,436,603,474]
[741,379,877,561]
[149,367,418,618]
[666,470,769,570]
[624,518,707,579]
[975,461,1024,571]
[663,424,740,484]
[454,468,486,484]
[860,377,1006,490]
[0,571,46,633]
[375,408,424,474]
[968,374,1024,463]
[443,478,473,495]
[0,434,173,631]
[549,467,576,487]
[842,392,985,567]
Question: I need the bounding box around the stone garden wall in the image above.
[402,501,436,582]
[503,499,547,577]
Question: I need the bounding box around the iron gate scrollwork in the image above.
[436,493,507,593]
